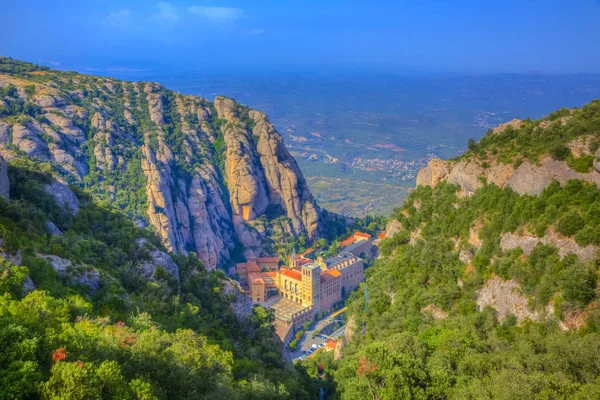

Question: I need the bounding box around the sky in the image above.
[2,0,600,74]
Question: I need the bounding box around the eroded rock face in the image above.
[385,219,403,238]
[417,155,600,196]
[476,275,541,324]
[37,254,101,294]
[43,181,79,215]
[213,97,322,256]
[0,75,323,270]
[222,279,253,322]
[416,158,449,187]
[500,231,598,261]
[135,239,180,284]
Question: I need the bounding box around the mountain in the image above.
[0,57,322,269]
[317,101,600,398]
[0,58,323,399]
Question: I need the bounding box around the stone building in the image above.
[235,232,370,342]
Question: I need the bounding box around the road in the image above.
[289,307,347,361]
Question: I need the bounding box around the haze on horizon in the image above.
[2,0,600,75]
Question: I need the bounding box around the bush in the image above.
[550,145,571,161]
[556,210,585,236]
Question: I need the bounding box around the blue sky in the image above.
[2,0,600,74]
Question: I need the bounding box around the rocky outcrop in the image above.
[476,275,542,324]
[500,231,598,261]
[37,254,101,294]
[385,219,403,238]
[222,279,253,322]
[417,155,600,196]
[492,118,523,134]
[213,97,321,259]
[43,180,79,215]
[46,221,62,236]
[421,304,449,320]
[416,158,449,187]
[0,71,323,270]
[22,275,36,296]
[135,239,180,284]
[594,147,600,173]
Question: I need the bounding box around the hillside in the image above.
[0,57,322,269]
[0,156,317,398]
[314,101,600,399]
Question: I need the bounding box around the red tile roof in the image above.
[246,263,261,273]
[325,339,337,349]
[257,257,279,263]
[340,237,355,247]
[300,248,314,256]
[248,272,264,285]
[354,232,371,239]
[280,269,302,281]
[320,269,341,283]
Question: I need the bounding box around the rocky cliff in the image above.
[416,110,600,196]
[0,58,322,269]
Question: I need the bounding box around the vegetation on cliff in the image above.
[312,102,600,399]
[0,57,323,269]
[0,159,316,399]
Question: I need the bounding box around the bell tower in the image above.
[301,263,321,311]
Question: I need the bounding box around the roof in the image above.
[340,237,355,247]
[246,263,261,273]
[257,257,279,263]
[321,269,341,283]
[248,272,264,285]
[379,233,386,239]
[295,257,312,266]
[325,339,337,349]
[325,252,355,267]
[300,248,314,256]
[354,232,371,239]
[280,268,302,281]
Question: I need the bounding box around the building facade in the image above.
[235,232,371,342]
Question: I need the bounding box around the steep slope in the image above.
[0,57,322,269]
[0,158,316,399]
[325,101,600,399]
[417,104,600,196]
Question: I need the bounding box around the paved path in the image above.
[289,307,347,361]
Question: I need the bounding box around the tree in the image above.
[467,138,477,151]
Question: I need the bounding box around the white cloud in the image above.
[102,9,131,27]
[153,2,179,22]
[187,6,245,22]
[249,28,265,35]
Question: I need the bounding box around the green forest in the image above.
[0,159,316,399]
[304,100,600,399]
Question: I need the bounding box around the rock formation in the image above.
[0,64,323,269]
[417,154,600,197]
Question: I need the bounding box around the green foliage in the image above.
[0,163,316,399]
[550,144,571,161]
[462,100,600,165]
[332,179,600,398]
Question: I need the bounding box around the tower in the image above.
[301,263,321,312]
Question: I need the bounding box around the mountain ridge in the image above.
[0,57,323,269]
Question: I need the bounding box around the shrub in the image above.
[550,145,571,161]
[556,210,585,236]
